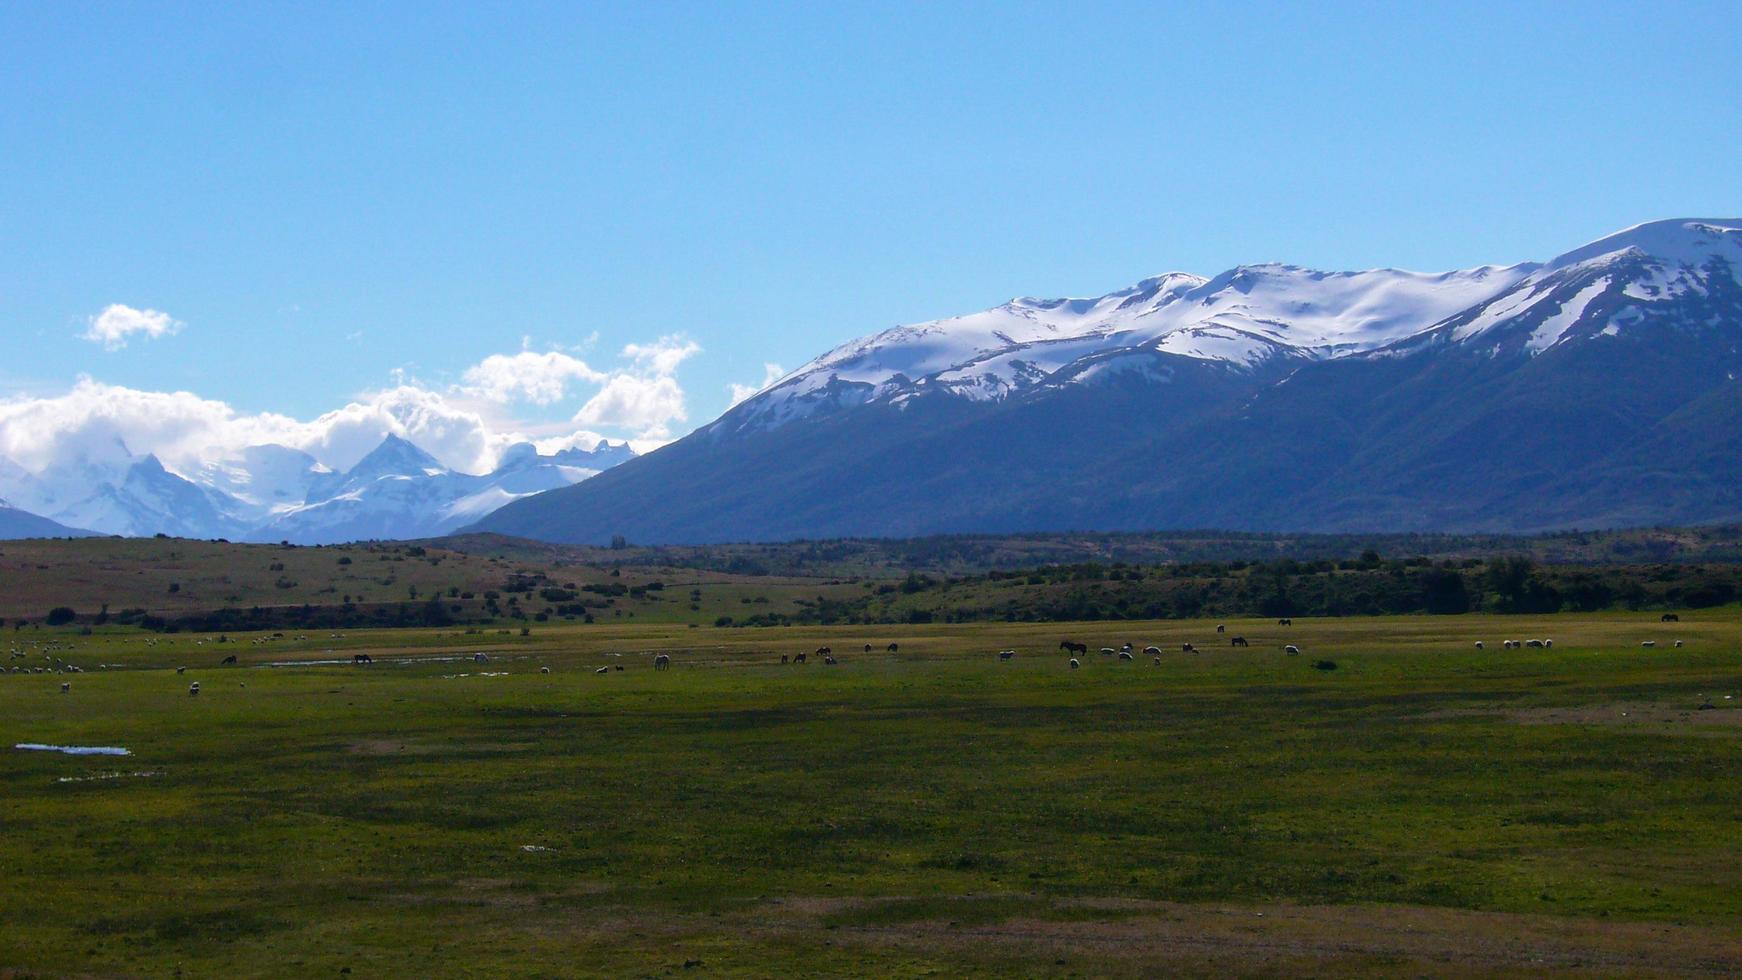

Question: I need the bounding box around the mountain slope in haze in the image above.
[472,218,1742,544]
[0,499,97,539]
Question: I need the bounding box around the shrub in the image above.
[45,607,76,626]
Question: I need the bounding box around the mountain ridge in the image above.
[472,217,1742,544]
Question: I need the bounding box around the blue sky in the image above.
[1,1,1738,470]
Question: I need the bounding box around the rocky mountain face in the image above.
[471,219,1742,543]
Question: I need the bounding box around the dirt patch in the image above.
[798,897,1742,975]
[1424,701,1742,733]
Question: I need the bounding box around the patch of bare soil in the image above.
[803,897,1742,976]
[1424,701,1742,733]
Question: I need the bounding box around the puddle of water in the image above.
[15,743,131,756]
[58,770,160,783]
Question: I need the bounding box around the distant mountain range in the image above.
[472,218,1742,543]
[0,435,635,542]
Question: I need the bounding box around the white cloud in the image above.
[461,351,606,405]
[623,336,701,376]
[0,378,514,477]
[83,304,183,350]
[728,362,787,407]
[0,332,706,483]
[572,374,688,440]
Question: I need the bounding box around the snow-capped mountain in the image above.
[0,434,636,543]
[474,218,1742,543]
[246,436,636,544]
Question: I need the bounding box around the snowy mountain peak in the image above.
[1546,218,1742,274]
[351,434,448,478]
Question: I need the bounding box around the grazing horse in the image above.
[1661,613,1680,622]
[1230,636,1249,647]
[353,653,373,664]
[815,647,832,657]
[1059,640,1086,654]
[998,650,1015,661]
[220,655,237,665]
[794,652,807,664]
[654,653,671,670]
[1278,618,1293,626]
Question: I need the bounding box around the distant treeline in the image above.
[712,556,1742,626]
[435,525,1742,579]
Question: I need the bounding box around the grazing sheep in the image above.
[1152,657,1161,666]
[540,666,551,674]
[1118,651,1133,661]
[189,682,200,696]
[1216,624,1226,633]
[1474,641,1484,650]
[998,650,1015,661]
[595,667,609,675]
[780,655,789,664]
[1641,641,1657,648]
[1284,644,1301,655]
[864,644,872,653]
[887,643,899,652]
[823,655,838,665]
[176,666,186,674]
[1661,613,1680,622]
[1526,639,1544,648]
[654,654,671,670]
[794,652,807,664]
[60,682,69,693]
[473,653,488,663]
[1674,640,1684,648]
[1099,647,1116,656]
[1543,639,1553,648]
[815,647,832,657]
[1144,646,1162,656]
[1068,658,1080,670]
[1181,643,1196,653]
[614,665,623,672]
[220,655,237,665]
[1230,636,1249,648]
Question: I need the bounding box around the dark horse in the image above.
[353,653,373,664]
[1229,636,1249,647]
[1059,640,1089,655]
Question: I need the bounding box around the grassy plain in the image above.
[2,612,1740,976]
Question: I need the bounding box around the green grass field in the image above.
[4,612,1740,976]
